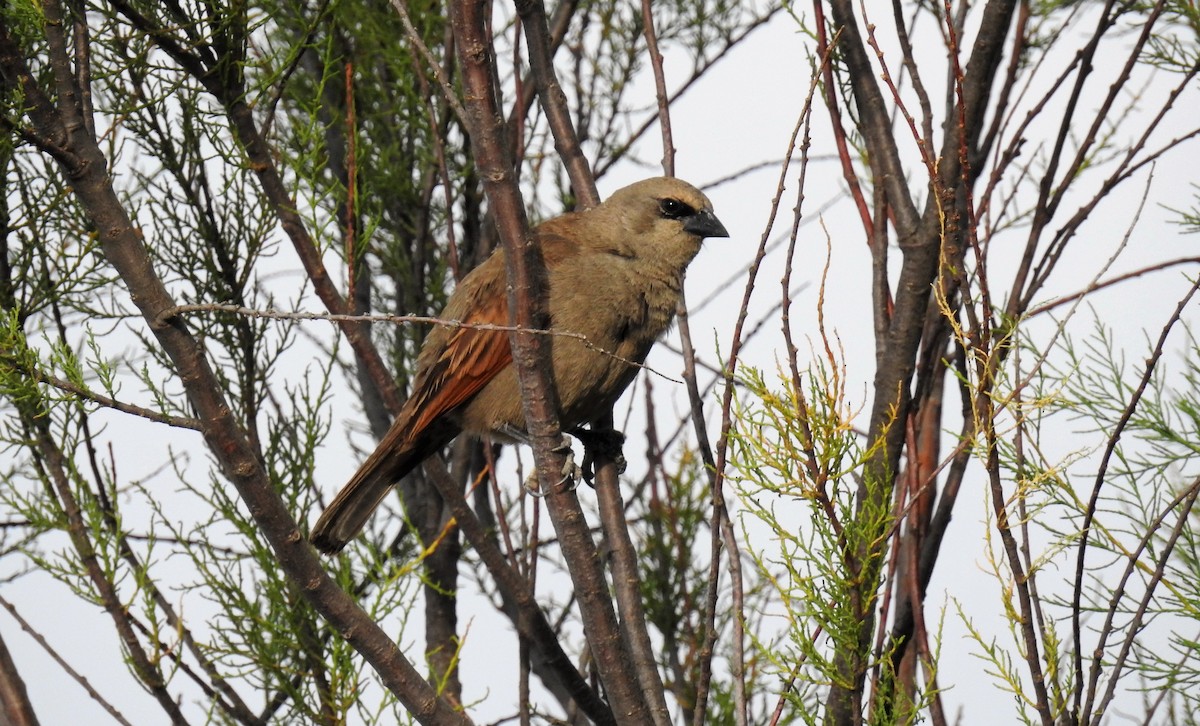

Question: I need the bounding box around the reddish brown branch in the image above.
[0,617,41,726]
[819,0,1020,719]
[343,62,358,297]
[515,0,598,207]
[446,1,650,721]
[641,0,674,176]
[592,413,672,726]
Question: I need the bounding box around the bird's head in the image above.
[600,176,729,245]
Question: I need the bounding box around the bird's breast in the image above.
[456,251,685,435]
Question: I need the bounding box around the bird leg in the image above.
[496,425,584,497]
[569,426,627,486]
[522,435,584,496]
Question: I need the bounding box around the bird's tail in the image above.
[309,422,452,554]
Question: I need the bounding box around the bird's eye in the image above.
[659,198,695,220]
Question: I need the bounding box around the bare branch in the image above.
[447,0,649,720]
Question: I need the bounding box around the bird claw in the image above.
[523,435,583,496]
[523,470,544,497]
[571,427,627,486]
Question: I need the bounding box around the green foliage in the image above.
[1167,184,1200,234]
[629,447,720,713]
[953,315,1200,722]
[0,0,43,65]
[627,442,787,722]
[727,355,899,724]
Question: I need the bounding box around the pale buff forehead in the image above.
[605,177,714,212]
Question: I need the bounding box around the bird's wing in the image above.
[402,231,579,437]
[311,257,519,554]
[405,291,512,436]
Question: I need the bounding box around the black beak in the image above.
[684,209,729,239]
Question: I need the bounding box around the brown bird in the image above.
[310,177,728,553]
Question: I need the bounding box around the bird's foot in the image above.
[523,434,583,497]
[570,427,627,486]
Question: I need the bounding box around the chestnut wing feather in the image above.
[403,229,580,439]
[404,296,512,437]
[406,322,511,434]
[402,231,577,439]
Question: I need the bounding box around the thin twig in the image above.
[641,0,673,176]
[1075,277,1200,723]
[1090,475,1200,723]
[0,595,133,726]
[14,365,201,430]
[389,0,470,126]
